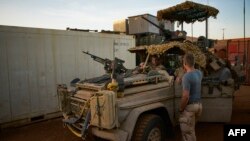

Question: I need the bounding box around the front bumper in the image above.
[65,123,128,141]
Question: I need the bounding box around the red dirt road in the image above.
[1,86,250,141]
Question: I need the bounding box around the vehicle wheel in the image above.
[132,114,166,141]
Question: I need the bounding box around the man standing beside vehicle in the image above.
[179,53,202,141]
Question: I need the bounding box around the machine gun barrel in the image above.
[82,51,109,65]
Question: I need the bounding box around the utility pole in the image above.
[222,28,225,40]
[244,0,245,41]
[243,0,246,67]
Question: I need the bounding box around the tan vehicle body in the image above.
[58,69,233,141]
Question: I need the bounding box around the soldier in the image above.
[175,67,185,84]
[149,56,166,71]
[132,62,145,74]
[179,53,202,141]
[175,55,186,84]
[232,56,245,84]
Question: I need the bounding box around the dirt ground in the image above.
[1,86,250,141]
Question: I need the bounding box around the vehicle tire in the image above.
[132,114,166,141]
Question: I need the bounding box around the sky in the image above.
[0,0,249,39]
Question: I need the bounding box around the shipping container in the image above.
[0,25,135,127]
[227,39,250,85]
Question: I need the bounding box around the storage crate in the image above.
[128,14,159,35]
[113,19,128,33]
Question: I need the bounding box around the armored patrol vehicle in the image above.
[57,1,243,141]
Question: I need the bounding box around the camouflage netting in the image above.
[157,1,219,23]
[137,41,207,68]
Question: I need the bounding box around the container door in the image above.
[114,39,136,69]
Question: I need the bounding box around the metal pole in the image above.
[244,0,245,40]
[243,0,246,67]
[222,28,225,40]
[205,0,209,48]
[191,23,193,42]
[181,22,184,31]
[205,19,208,48]
[113,40,116,60]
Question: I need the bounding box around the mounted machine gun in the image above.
[82,51,127,74]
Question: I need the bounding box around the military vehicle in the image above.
[57,42,237,141]
[57,1,244,141]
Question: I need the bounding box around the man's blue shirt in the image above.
[182,69,202,102]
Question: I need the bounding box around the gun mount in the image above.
[141,16,186,42]
[82,51,127,74]
[141,16,172,40]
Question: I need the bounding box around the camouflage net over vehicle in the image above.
[157,1,219,23]
[140,41,207,68]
